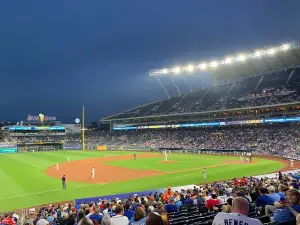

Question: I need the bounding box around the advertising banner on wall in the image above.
[63,145,82,150]
[97,146,107,151]
[0,147,18,153]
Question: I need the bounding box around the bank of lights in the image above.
[150,42,297,76]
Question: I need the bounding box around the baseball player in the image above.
[165,151,168,162]
[56,162,59,171]
[290,159,294,168]
[62,175,66,190]
[240,155,244,162]
[203,168,207,180]
[91,167,95,180]
[67,156,70,162]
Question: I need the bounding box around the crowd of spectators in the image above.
[111,68,300,118]
[156,88,300,116]
[65,125,300,160]
[2,172,300,225]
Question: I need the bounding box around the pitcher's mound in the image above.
[159,160,177,164]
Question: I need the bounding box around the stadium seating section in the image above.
[106,68,300,119]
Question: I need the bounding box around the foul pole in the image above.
[82,105,85,151]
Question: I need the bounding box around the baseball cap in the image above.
[29,208,35,214]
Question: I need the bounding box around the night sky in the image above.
[1,0,300,123]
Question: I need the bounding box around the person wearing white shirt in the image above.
[91,167,95,180]
[212,197,263,225]
[110,204,129,225]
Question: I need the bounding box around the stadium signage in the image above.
[112,116,300,130]
[0,148,18,153]
[8,126,65,131]
[0,144,17,148]
[63,145,82,150]
[27,114,56,122]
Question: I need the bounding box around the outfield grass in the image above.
[0,151,284,212]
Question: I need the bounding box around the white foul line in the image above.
[0,183,107,201]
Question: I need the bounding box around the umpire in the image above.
[62,175,67,190]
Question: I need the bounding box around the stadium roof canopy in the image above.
[149,40,300,80]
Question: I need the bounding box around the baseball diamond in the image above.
[0,150,297,212]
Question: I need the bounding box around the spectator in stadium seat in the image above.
[100,214,110,225]
[23,209,36,225]
[77,217,93,225]
[222,198,233,213]
[162,187,173,203]
[205,194,220,210]
[109,204,128,225]
[164,197,178,213]
[129,207,146,225]
[66,215,75,225]
[267,185,281,202]
[274,189,300,223]
[89,208,103,224]
[145,212,163,225]
[184,194,194,205]
[102,204,111,215]
[57,213,69,225]
[123,203,134,220]
[217,190,227,204]
[2,213,16,225]
[212,197,263,225]
[255,187,274,209]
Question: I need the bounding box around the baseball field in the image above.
[0,150,290,212]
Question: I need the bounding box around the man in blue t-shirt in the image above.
[256,187,275,209]
[124,203,134,220]
[165,197,178,213]
[267,186,281,202]
[89,208,103,224]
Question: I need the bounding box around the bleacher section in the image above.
[103,68,300,119]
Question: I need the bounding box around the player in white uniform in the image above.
[67,157,70,162]
[203,168,207,180]
[32,150,35,154]
[290,159,294,168]
[56,162,59,171]
[240,155,243,162]
[164,151,168,161]
[91,167,95,179]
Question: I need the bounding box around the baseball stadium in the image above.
[1,40,300,225]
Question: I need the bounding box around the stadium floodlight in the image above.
[199,63,207,70]
[225,57,233,64]
[254,51,262,58]
[267,48,276,55]
[210,61,218,68]
[149,40,299,76]
[187,64,194,72]
[282,44,290,51]
[162,68,169,74]
[174,67,181,73]
[237,54,246,61]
